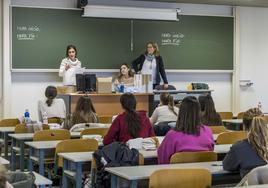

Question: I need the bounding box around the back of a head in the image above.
[243,108,263,131]
[160,92,177,116]
[45,85,57,107]
[198,94,220,125]
[248,116,268,162]
[176,96,201,135]
[120,93,141,138]
[75,96,96,114]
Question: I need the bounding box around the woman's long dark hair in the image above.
[160,92,177,116]
[198,94,222,126]
[120,93,141,138]
[73,96,97,123]
[45,86,57,107]
[176,96,201,135]
[118,63,134,81]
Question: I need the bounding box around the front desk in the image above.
[59,93,154,116]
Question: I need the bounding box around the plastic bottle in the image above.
[258,102,262,110]
[42,111,48,124]
[24,109,31,124]
[119,82,124,93]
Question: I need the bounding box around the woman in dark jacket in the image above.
[223,112,268,178]
[132,41,168,89]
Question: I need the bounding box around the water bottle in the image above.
[119,83,124,93]
[42,111,48,124]
[24,109,31,124]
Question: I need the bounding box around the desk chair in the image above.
[237,112,245,119]
[149,168,211,188]
[30,130,71,178]
[209,126,227,134]
[0,118,20,127]
[55,139,98,186]
[170,151,217,164]
[98,116,113,124]
[48,117,62,124]
[80,127,109,138]
[238,165,268,186]
[216,131,247,144]
[219,112,233,120]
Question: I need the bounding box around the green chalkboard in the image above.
[12,7,233,70]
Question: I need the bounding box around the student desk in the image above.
[33,172,53,188]
[9,132,80,172]
[59,93,154,116]
[0,156,10,166]
[0,126,15,159]
[105,161,233,188]
[58,152,93,188]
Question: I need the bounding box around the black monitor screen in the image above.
[76,73,96,92]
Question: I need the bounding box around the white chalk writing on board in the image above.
[16,25,40,40]
[161,32,184,46]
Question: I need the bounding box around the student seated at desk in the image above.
[63,96,99,130]
[114,63,134,88]
[157,96,214,164]
[103,93,155,145]
[223,108,267,178]
[38,85,66,122]
[150,92,179,125]
[198,94,222,126]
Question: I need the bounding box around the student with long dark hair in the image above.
[157,96,214,164]
[103,93,155,145]
[223,109,267,177]
[150,92,179,125]
[64,96,98,130]
[198,94,222,126]
[38,86,66,122]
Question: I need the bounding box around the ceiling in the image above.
[134,0,268,7]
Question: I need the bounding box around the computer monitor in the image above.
[76,73,96,93]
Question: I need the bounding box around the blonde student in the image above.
[59,45,81,86]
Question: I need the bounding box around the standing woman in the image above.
[132,42,169,89]
[59,45,81,86]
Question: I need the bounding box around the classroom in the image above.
[1,0,268,187]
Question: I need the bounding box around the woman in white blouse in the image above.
[150,92,179,125]
[59,45,81,86]
[38,86,66,122]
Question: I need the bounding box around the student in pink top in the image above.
[157,96,215,164]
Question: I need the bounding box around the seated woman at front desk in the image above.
[113,63,134,92]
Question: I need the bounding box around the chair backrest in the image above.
[98,116,112,124]
[237,112,245,119]
[55,138,98,167]
[149,168,211,188]
[80,128,109,137]
[219,112,233,120]
[216,131,247,144]
[33,129,70,141]
[15,124,28,133]
[0,119,20,127]
[209,126,227,134]
[155,85,176,90]
[48,117,62,124]
[170,151,217,164]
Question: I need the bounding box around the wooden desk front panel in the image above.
[70,94,151,116]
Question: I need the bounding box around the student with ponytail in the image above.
[38,86,66,122]
[150,92,179,125]
[223,112,267,177]
[103,93,155,145]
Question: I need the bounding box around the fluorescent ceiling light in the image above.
[83,5,179,21]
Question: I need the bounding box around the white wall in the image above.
[238,7,268,113]
[4,0,234,120]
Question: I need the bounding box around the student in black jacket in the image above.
[223,108,267,178]
[132,42,168,89]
